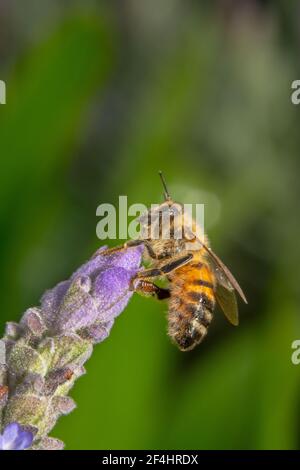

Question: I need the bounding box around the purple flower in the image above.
[1,244,144,449]
[0,423,33,450]
[40,245,144,342]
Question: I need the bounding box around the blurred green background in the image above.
[0,0,300,450]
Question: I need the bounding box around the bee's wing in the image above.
[200,242,248,304]
[199,243,247,326]
[215,282,239,326]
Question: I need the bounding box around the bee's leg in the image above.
[94,239,166,260]
[135,253,193,278]
[143,242,157,259]
[143,242,170,260]
[93,239,144,258]
[131,279,170,300]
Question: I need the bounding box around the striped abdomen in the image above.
[168,261,215,351]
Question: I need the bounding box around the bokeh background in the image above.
[0,0,300,450]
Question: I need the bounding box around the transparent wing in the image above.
[215,283,239,326]
[201,243,248,304]
[199,242,247,326]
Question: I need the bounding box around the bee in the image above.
[101,172,247,351]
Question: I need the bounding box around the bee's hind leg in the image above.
[131,278,170,300]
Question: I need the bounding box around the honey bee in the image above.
[102,172,247,351]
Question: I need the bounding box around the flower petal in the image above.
[1,423,33,450]
[56,277,99,332]
[2,422,19,442]
[109,244,144,270]
[11,430,33,450]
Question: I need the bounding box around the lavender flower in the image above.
[0,245,143,450]
[0,422,33,450]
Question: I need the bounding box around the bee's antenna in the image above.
[158,171,171,201]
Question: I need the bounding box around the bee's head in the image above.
[137,172,185,243]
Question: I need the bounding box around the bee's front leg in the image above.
[131,278,170,300]
[92,239,144,258]
[134,253,193,278]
